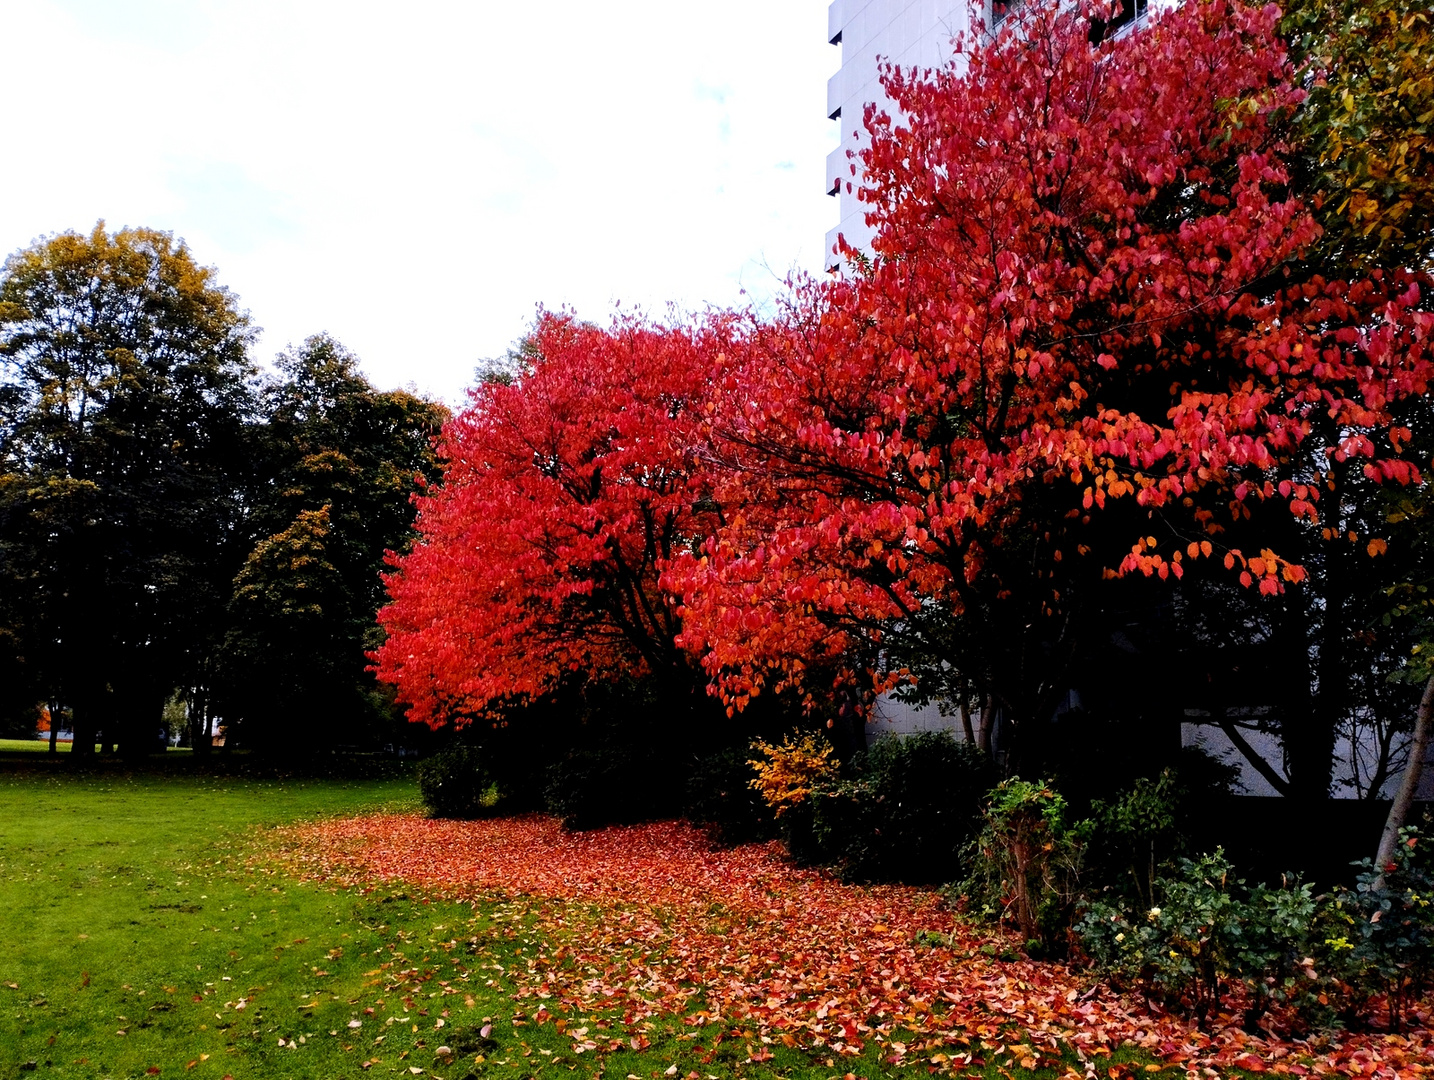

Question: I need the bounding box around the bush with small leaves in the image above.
[811,732,996,884]
[748,733,838,817]
[1081,764,1206,908]
[1078,851,1329,1033]
[965,778,1083,952]
[417,743,503,819]
[544,744,685,831]
[1321,826,1434,1030]
[1079,852,1249,1027]
[685,747,779,846]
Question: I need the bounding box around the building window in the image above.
[1089,0,1148,43]
[991,0,1023,26]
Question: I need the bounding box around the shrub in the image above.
[747,733,840,865]
[1245,879,1327,1030]
[1079,852,1290,1028]
[1081,767,1187,909]
[544,744,685,830]
[965,778,1083,952]
[1077,851,1360,1033]
[1321,826,1434,1030]
[748,733,837,816]
[685,747,778,846]
[810,732,996,884]
[417,743,503,819]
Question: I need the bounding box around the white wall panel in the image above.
[823,0,971,268]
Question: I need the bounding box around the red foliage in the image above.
[373,0,1434,738]
[665,0,1434,710]
[373,313,727,726]
[274,814,1434,1077]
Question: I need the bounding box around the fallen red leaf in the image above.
[267,814,1434,1079]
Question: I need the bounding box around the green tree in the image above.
[213,335,446,750]
[219,508,363,747]
[0,224,256,757]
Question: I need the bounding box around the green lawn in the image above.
[0,742,197,755]
[0,769,1106,1080]
[0,770,450,1080]
[0,740,83,754]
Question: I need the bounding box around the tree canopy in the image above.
[377,0,1434,807]
[216,335,447,750]
[668,0,1431,775]
[0,229,444,756]
[0,224,256,755]
[374,312,727,729]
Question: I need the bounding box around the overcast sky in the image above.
[1,0,840,403]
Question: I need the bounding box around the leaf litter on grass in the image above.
[265,813,1434,1078]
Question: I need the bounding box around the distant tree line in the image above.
[0,224,447,757]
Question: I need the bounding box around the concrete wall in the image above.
[866,692,961,743]
[1182,717,1434,800]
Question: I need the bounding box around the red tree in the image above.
[667,0,1434,750]
[374,312,728,729]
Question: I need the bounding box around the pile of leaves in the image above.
[269,813,1434,1077]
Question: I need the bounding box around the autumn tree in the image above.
[374,312,729,732]
[1369,401,1434,863]
[668,0,1433,786]
[0,224,256,757]
[1284,0,1434,272]
[1171,0,1434,799]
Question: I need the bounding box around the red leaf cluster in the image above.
[664,0,1433,707]
[373,0,1434,725]
[273,814,1434,1077]
[374,312,728,726]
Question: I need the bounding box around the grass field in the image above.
[0,742,201,755]
[0,767,1139,1080]
[0,740,85,754]
[0,770,465,1080]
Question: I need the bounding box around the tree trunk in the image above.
[977,694,995,757]
[1279,593,1333,801]
[1374,673,1434,878]
[47,701,59,754]
[70,697,97,759]
[113,678,164,760]
[1010,835,1036,941]
[189,686,211,755]
[959,697,976,745]
[1305,542,1348,800]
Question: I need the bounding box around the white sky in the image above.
[0,0,840,404]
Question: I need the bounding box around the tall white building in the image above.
[824,0,975,266]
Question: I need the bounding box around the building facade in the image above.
[824,0,975,266]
